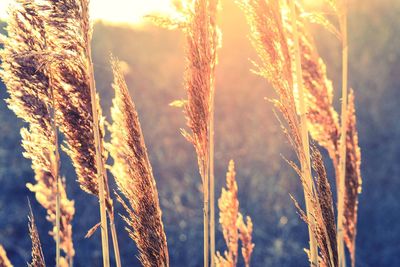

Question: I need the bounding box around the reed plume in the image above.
[342,90,361,267]
[38,0,112,210]
[215,160,240,266]
[236,0,320,264]
[108,59,169,267]
[36,1,122,265]
[0,245,12,267]
[150,1,220,266]
[311,149,338,267]
[0,1,75,264]
[215,160,254,267]
[299,11,361,266]
[237,214,254,267]
[28,205,46,267]
[291,147,337,267]
[292,2,362,265]
[281,5,340,166]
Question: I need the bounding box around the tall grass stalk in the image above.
[0,245,12,267]
[288,2,318,266]
[209,1,218,264]
[204,168,210,267]
[50,74,61,267]
[86,42,110,267]
[337,1,348,266]
[110,221,122,267]
[210,98,215,267]
[55,180,60,267]
[80,4,110,266]
[148,2,220,265]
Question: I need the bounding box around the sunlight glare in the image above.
[90,0,177,25]
[0,0,177,25]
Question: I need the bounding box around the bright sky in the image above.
[0,0,176,25]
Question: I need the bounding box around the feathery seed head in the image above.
[343,90,362,267]
[216,161,254,267]
[0,1,75,260]
[108,59,169,267]
[28,206,46,267]
[37,0,113,213]
[218,160,239,264]
[237,214,254,267]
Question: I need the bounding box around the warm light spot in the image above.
[301,0,326,8]
[89,0,177,25]
[0,0,177,25]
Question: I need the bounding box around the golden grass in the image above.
[237,214,254,267]
[150,1,220,266]
[236,0,320,264]
[294,2,362,266]
[288,1,319,264]
[108,58,169,267]
[34,1,123,265]
[0,2,74,265]
[0,245,12,267]
[337,2,349,266]
[0,1,363,266]
[342,90,362,267]
[215,160,254,267]
[215,161,240,266]
[28,204,46,267]
[290,147,338,267]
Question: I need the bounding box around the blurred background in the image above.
[0,0,399,266]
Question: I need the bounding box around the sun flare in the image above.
[0,0,176,25]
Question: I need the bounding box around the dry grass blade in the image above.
[108,59,169,267]
[0,245,12,267]
[28,204,46,267]
[215,161,254,267]
[0,1,75,263]
[342,90,362,267]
